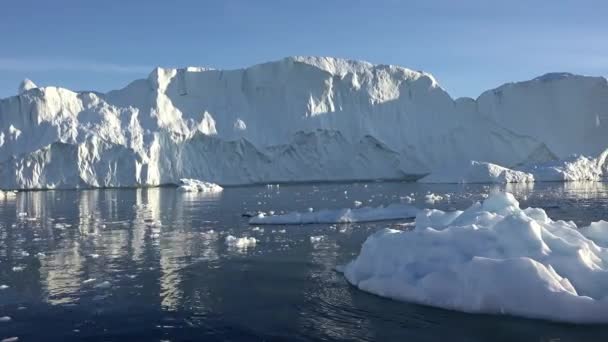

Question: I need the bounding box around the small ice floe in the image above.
[82,278,96,285]
[400,196,415,204]
[94,281,111,289]
[11,266,24,272]
[310,235,325,243]
[89,254,100,259]
[353,201,363,207]
[0,316,11,322]
[177,179,223,193]
[1,337,19,342]
[250,203,419,225]
[225,235,257,249]
[251,227,264,232]
[0,285,9,290]
[424,193,443,204]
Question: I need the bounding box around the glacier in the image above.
[1,56,607,190]
[341,192,608,323]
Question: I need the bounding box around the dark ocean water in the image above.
[1,181,608,341]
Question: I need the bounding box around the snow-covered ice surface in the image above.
[2,56,607,189]
[419,161,535,184]
[249,204,419,225]
[521,149,608,182]
[177,178,223,193]
[420,149,608,184]
[342,192,608,323]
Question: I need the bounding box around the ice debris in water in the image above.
[225,235,257,249]
[341,192,608,323]
[250,204,419,225]
[177,179,223,193]
[310,235,325,243]
[424,193,443,204]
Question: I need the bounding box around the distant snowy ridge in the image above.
[1,56,606,189]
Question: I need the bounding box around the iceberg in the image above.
[419,161,535,184]
[341,192,608,323]
[1,56,606,189]
[177,178,223,193]
[419,148,608,184]
[521,149,608,182]
[249,204,419,225]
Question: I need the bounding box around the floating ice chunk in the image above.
[225,235,257,249]
[341,192,608,323]
[11,266,24,272]
[1,337,19,342]
[424,193,443,204]
[83,278,96,284]
[250,204,419,225]
[310,235,325,243]
[177,179,223,193]
[0,285,9,290]
[400,196,415,204]
[420,161,535,184]
[354,201,363,207]
[0,316,11,322]
[95,281,111,289]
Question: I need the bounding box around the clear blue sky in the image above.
[1,0,606,99]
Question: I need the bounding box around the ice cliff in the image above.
[1,56,606,189]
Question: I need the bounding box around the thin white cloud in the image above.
[0,57,152,73]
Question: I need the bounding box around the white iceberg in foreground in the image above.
[341,192,608,323]
[249,204,419,225]
[419,161,535,184]
[177,179,223,193]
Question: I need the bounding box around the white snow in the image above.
[419,148,608,184]
[341,192,608,323]
[2,57,606,189]
[419,161,535,184]
[177,178,223,193]
[521,149,608,182]
[18,79,37,94]
[225,235,257,249]
[249,204,419,225]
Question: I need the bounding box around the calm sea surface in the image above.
[1,181,608,341]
